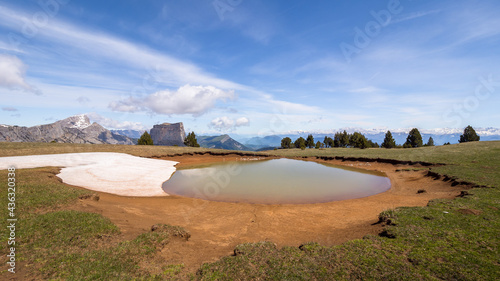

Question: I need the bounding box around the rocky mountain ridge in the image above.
[0,115,134,145]
[197,134,250,151]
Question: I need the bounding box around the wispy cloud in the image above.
[0,41,24,53]
[390,10,441,25]
[87,112,146,131]
[0,54,40,94]
[0,5,242,90]
[349,86,384,94]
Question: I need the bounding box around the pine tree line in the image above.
[281,132,378,149]
[280,125,480,149]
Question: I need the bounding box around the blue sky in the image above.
[1,0,499,135]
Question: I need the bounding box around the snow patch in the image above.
[0,153,178,197]
[70,114,91,129]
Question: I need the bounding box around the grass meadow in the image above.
[0,141,499,280]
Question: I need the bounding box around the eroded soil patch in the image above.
[70,154,467,274]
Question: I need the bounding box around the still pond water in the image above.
[162,158,390,204]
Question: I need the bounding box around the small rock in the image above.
[379,230,396,239]
[456,191,470,198]
[79,193,100,201]
[417,189,426,194]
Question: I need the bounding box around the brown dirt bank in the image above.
[70,154,467,274]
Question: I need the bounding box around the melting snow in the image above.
[0,153,178,197]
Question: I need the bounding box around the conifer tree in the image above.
[315,141,321,149]
[426,136,435,146]
[349,132,369,149]
[404,128,423,148]
[459,125,480,143]
[137,131,154,145]
[334,130,350,147]
[184,131,200,147]
[294,137,306,149]
[281,137,292,149]
[323,136,334,148]
[381,131,396,148]
[306,134,315,148]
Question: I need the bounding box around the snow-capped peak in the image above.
[64,114,91,129]
[71,114,91,129]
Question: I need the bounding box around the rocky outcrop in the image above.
[150,122,186,146]
[0,115,134,145]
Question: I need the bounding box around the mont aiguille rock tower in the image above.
[149,122,186,146]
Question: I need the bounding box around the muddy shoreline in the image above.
[71,153,468,273]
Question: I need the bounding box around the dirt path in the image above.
[71,155,466,274]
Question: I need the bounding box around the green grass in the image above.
[198,142,500,280]
[0,141,499,280]
[0,166,190,280]
[0,142,269,158]
[198,192,500,280]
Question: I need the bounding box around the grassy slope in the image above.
[198,142,500,280]
[0,142,265,158]
[0,142,499,280]
[0,167,191,280]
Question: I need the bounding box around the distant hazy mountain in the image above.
[245,135,282,146]
[111,129,144,139]
[241,127,500,148]
[198,135,251,151]
[0,115,135,145]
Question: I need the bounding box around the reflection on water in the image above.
[162,158,390,204]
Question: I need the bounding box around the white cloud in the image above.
[349,86,383,93]
[87,112,146,131]
[109,84,234,116]
[209,116,234,131]
[209,116,250,131]
[267,99,321,114]
[0,54,39,94]
[235,117,250,126]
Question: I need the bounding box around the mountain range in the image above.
[234,127,500,149]
[0,115,134,145]
[111,129,251,151]
[2,115,499,150]
[197,135,250,151]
